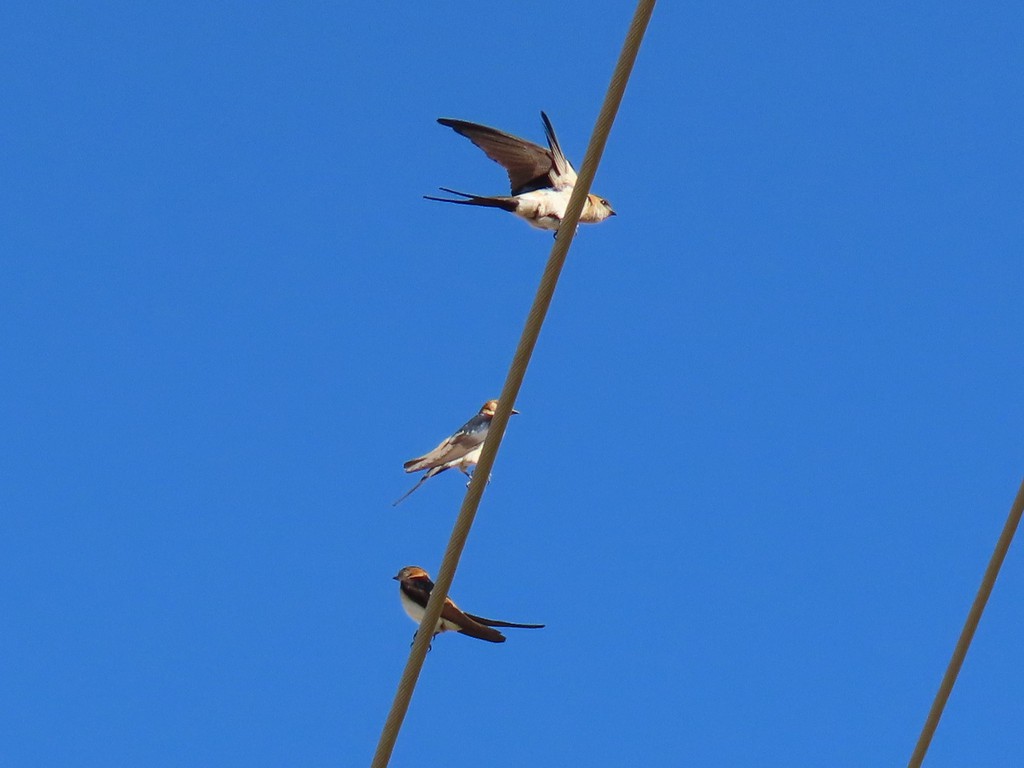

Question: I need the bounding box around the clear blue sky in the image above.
[2,2,1022,766]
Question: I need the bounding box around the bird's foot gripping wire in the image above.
[464,471,493,489]
[410,630,433,652]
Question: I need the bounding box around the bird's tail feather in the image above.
[457,624,507,643]
[392,475,429,507]
[403,456,427,472]
[465,612,545,630]
[423,188,518,212]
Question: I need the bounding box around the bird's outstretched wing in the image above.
[539,111,577,189]
[438,112,576,195]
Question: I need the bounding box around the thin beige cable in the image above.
[908,477,1024,767]
[369,3,657,765]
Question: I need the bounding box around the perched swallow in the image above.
[425,112,615,231]
[393,566,544,643]
[393,399,517,506]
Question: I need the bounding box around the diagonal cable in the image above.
[369,2,657,765]
[908,477,1024,767]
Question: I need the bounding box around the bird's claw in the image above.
[465,472,493,489]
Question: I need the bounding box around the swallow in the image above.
[392,399,517,506]
[394,566,544,643]
[425,111,615,232]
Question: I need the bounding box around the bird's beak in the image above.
[609,209,617,216]
[511,408,520,415]
[392,575,400,581]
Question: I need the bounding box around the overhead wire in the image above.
[908,477,1024,767]
[368,3,1021,764]
[369,2,657,765]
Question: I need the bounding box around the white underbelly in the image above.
[516,188,573,230]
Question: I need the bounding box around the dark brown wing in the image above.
[539,111,577,189]
[402,574,506,642]
[438,117,556,196]
[442,601,506,643]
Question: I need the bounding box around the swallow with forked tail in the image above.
[425,112,615,231]
[393,566,544,643]
[392,399,517,506]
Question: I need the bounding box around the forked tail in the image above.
[423,188,518,212]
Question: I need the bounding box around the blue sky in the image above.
[2,2,1022,766]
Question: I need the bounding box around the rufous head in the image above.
[480,399,519,417]
[586,193,616,221]
[394,565,430,582]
